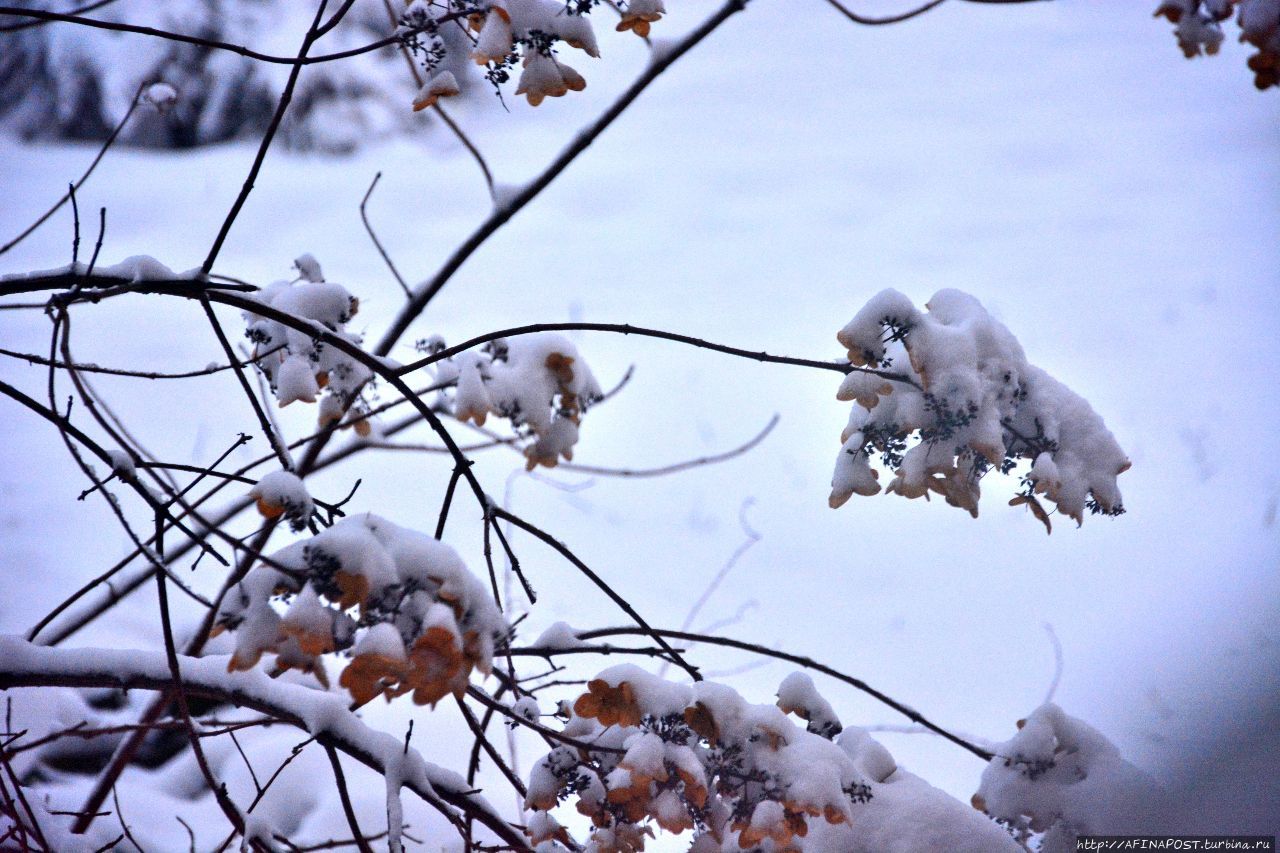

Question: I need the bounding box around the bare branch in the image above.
[0,81,145,257]
[202,0,335,274]
[374,0,751,353]
[822,0,949,26]
[578,626,996,761]
[395,321,915,387]
[324,746,374,853]
[0,0,120,32]
[358,172,412,299]
[0,6,464,68]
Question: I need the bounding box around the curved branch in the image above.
[0,343,284,380]
[373,0,497,198]
[0,7,461,67]
[394,322,915,387]
[488,506,699,682]
[822,0,948,26]
[371,414,776,479]
[822,0,1046,27]
[359,173,411,299]
[563,415,778,478]
[0,0,119,32]
[576,627,996,761]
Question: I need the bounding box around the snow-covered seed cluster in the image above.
[212,513,505,707]
[432,333,603,470]
[412,69,462,111]
[397,0,666,110]
[1155,0,1280,88]
[524,665,875,852]
[248,470,314,531]
[830,289,1130,532]
[775,673,843,741]
[973,704,1158,853]
[242,256,374,429]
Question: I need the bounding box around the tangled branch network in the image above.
[0,0,1239,850]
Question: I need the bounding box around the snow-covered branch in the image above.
[0,636,532,851]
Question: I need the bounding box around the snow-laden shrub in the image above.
[830,289,1130,531]
[0,0,1193,843]
[974,703,1160,852]
[213,512,506,707]
[1154,0,1280,89]
[432,333,604,470]
[241,256,373,419]
[524,665,1025,852]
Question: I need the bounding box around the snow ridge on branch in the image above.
[0,635,527,849]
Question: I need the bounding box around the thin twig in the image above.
[358,173,411,298]
[155,565,248,839]
[376,0,496,197]
[454,698,528,798]
[0,376,226,570]
[0,82,145,257]
[111,785,146,853]
[0,0,119,31]
[822,0,948,26]
[202,0,336,274]
[491,506,701,682]
[579,627,996,761]
[564,415,779,478]
[324,746,374,853]
[0,344,284,381]
[374,0,751,353]
[199,296,293,469]
[0,6,467,67]
[395,321,914,387]
[658,498,761,678]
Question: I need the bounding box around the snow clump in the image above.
[433,333,603,470]
[830,289,1129,531]
[213,513,506,708]
[242,257,373,424]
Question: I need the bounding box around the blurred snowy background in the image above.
[1,0,1278,847]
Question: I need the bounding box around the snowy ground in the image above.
[2,0,1278,848]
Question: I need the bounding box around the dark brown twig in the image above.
[199,297,293,469]
[202,0,334,274]
[358,172,411,299]
[373,0,750,352]
[578,627,996,761]
[822,0,948,26]
[324,746,374,853]
[0,344,282,379]
[395,321,915,387]
[0,81,145,257]
[0,6,464,68]
[490,506,700,682]
[0,0,119,31]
